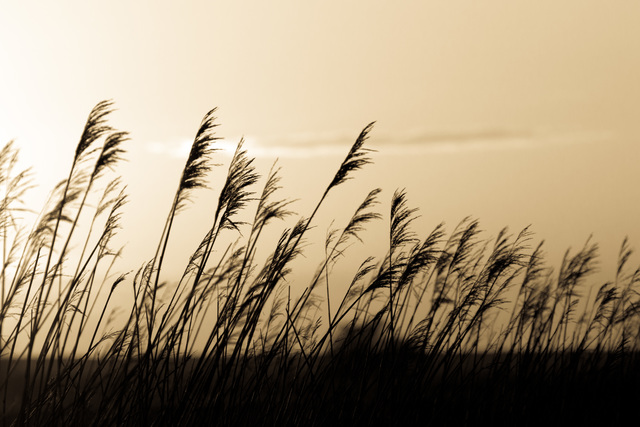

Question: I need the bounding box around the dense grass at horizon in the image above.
[1,101,640,425]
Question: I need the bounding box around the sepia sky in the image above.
[1,1,639,283]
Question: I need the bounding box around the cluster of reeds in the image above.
[1,101,640,425]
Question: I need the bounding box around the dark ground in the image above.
[2,350,638,426]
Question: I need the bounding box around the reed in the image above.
[1,101,639,426]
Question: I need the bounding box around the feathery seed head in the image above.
[93,131,129,179]
[329,122,376,190]
[217,138,260,232]
[176,108,221,211]
[75,100,115,162]
[391,188,420,249]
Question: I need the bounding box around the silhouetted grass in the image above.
[1,101,640,426]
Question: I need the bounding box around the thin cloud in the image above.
[145,128,613,160]
[374,129,527,146]
[144,135,354,159]
[145,139,238,158]
[372,128,613,155]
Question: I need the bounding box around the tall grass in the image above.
[1,101,640,425]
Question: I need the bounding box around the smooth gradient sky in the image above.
[1,1,639,285]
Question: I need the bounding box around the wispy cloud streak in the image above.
[145,128,613,159]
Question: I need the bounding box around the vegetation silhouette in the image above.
[1,101,639,425]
